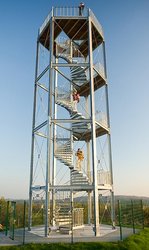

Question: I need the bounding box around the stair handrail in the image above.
[76,99,91,119]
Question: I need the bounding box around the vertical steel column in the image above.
[102,41,115,228]
[70,40,74,235]
[28,38,39,231]
[52,56,58,226]
[45,9,54,236]
[70,39,73,156]
[70,40,74,167]
[88,14,100,236]
[70,190,74,244]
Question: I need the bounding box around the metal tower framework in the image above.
[28,6,115,237]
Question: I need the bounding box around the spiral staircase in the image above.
[53,40,91,231]
[54,41,108,231]
[54,40,91,183]
[54,40,109,186]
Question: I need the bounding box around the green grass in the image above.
[0,242,120,250]
[1,228,149,250]
[121,228,149,250]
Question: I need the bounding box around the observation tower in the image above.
[28,5,115,237]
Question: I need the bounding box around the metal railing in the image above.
[39,7,88,35]
[39,7,103,39]
[95,110,108,128]
[97,170,111,185]
[94,62,106,80]
[55,87,71,102]
[73,208,84,227]
[54,7,88,17]
[39,10,52,35]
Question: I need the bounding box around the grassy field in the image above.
[1,228,149,250]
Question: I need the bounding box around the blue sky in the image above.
[0,0,149,199]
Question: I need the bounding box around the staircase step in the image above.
[71,67,86,75]
[55,150,72,153]
[55,148,72,150]
[72,78,86,82]
[60,147,72,149]
[71,170,83,174]
[55,219,71,224]
[71,71,86,76]
[71,172,85,176]
[57,207,71,211]
[71,177,88,182]
[55,213,71,217]
[55,153,72,156]
[56,102,72,110]
[55,155,72,159]
[55,215,71,219]
[55,158,72,163]
[72,126,88,130]
[71,181,89,185]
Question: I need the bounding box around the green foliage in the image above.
[143,207,149,227]
[121,228,149,250]
[0,242,119,250]
[0,197,7,226]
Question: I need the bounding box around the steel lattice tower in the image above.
[28,6,115,237]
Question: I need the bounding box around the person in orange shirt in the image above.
[76,148,84,171]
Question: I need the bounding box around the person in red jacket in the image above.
[73,90,80,111]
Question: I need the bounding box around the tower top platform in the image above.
[39,7,104,57]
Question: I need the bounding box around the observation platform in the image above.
[39,7,104,57]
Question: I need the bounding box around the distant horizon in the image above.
[2,194,149,201]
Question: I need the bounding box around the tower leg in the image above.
[28,39,39,231]
[51,56,58,226]
[88,16,100,236]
